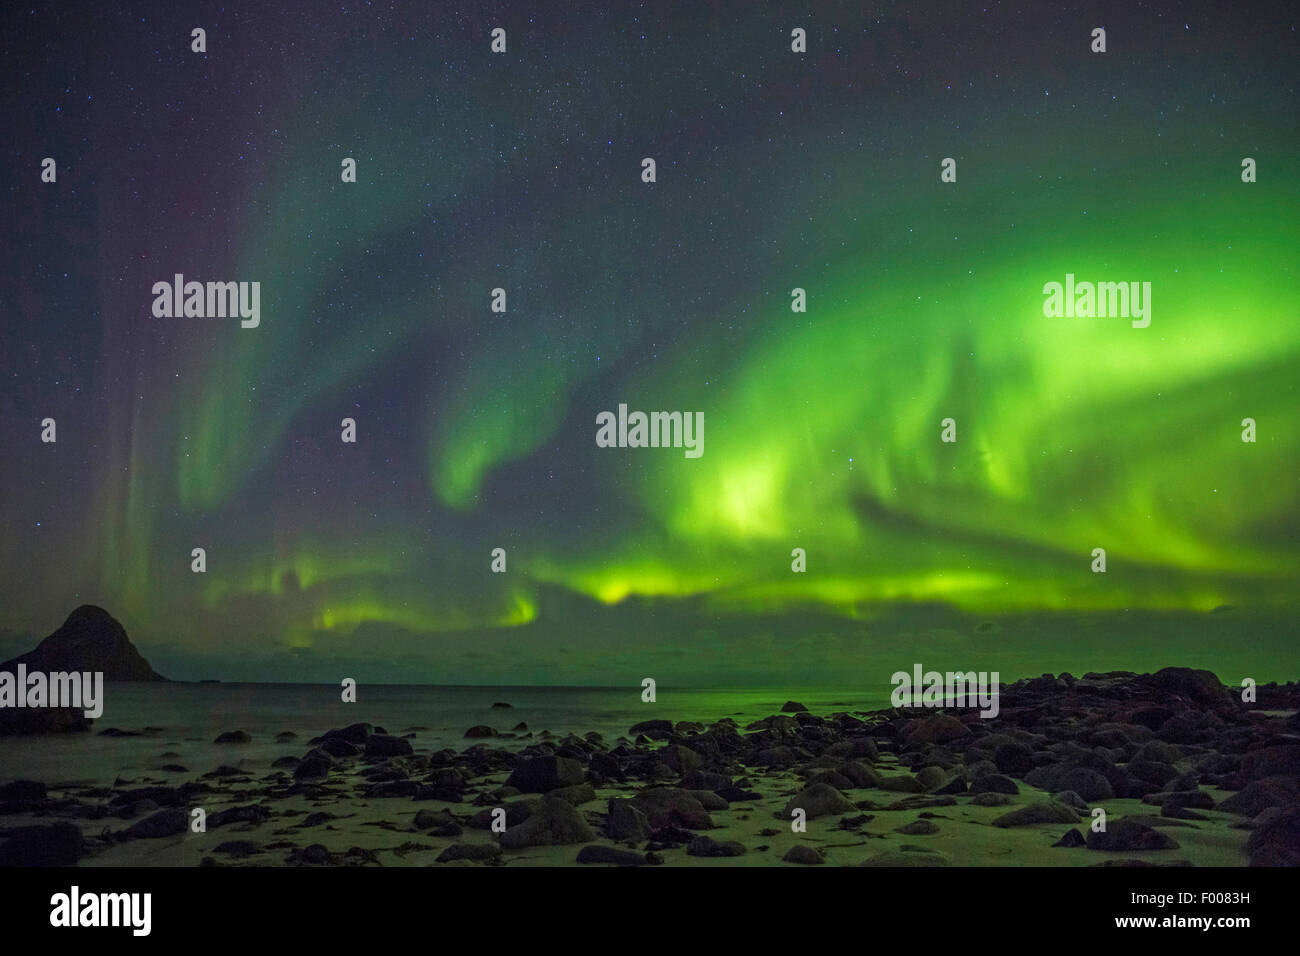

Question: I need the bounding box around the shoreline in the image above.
[1,667,1297,867]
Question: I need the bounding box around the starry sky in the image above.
[2,1,1297,686]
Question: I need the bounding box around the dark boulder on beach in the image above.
[992,802,1080,828]
[837,761,884,788]
[1218,779,1297,817]
[681,770,731,791]
[631,788,715,830]
[1057,768,1113,802]
[686,835,746,857]
[993,743,1035,775]
[970,774,1019,795]
[783,845,826,864]
[781,783,855,819]
[108,785,184,808]
[295,844,333,865]
[577,844,648,865]
[1087,819,1180,851]
[437,843,501,862]
[209,805,270,828]
[606,798,650,841]
[0,780,47,802]
[1127,760,1180,786]
[293,754,333,780]
[499,795,595,848]
[122,808,187,840]
[470,800,536,830]
[320,723,372,744]
[1240,744,1300,781]
[364,734,413,757]
[902,715,971,746]
[1247,808,1300,866]
[1143,789,1214,810]
[660,744,704,774]
[0,822,85,866]
[859,846,950,866]
[506,755,585,793]
[213,840,261,858]
[318,737,359,757]
[897,819,940,835]
[414,808,456,830]
[628,719,674,740]
[1148,667,1239,718]
[1053,829,1087,848]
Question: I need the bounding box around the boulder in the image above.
[660,745,704,775]
[506,756,586,793]
[318,737,359,758]
[364,734,413,757]
[0,780,47,802]
[838,761,884,788]
[437,843,501,862]
[903,715,970,746]
[1218,779,1296,817]
[783,844,825,864]
[686,835,746,857]
[631,788,714,830]
[628,719,674,740]
[321,723,372,744]
[897,819,939,835]
[0,823,84,866]
[123,808,187,840]
[1087,819,1180,851]
[1057,768,1113,802]
[992,802,1080,828]
[606,799,650,841]
[681,770,730,791]
[1052,790,1090,811]
[293,754,332,780]
[1053,829,1087,848]
[1247,808,1300,866]
[576,844,648,866]
[499,796,595,848]
[781,783,856,819]
[859,847,950,866]
[969,774,1019,795]
[993,742,1035,775]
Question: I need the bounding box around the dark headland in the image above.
[0,605,164,735]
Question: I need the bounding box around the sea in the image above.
[0,682,894,788]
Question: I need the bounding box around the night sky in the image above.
[2,2,1297,685]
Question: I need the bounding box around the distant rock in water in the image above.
[0,605,166,682]
[0,606,163,735]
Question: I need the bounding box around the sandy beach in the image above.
[3,668,1296,868]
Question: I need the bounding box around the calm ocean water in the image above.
[0,682,893,787]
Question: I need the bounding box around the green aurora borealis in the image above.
[2,3,1297,685]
